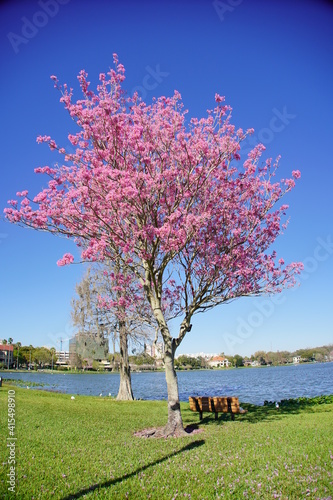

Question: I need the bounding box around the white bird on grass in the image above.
[71,396,75,400]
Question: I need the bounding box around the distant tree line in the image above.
[174,345,333,370]
[129,353,155,366]
[224,344,333,367]
[1,339,331,370]
[0,340,57,369]
[175,355,209,370]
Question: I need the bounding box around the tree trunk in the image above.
[162,338,187,437]
[116,322,134,400]
[143,273,187,437]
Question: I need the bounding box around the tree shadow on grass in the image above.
[62,439,205,500]
[238,404,301,424]
[239,399,332,424]
[181,404,289,426]
[182,399,332,426]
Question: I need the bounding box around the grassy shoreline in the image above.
[1,384,332,499]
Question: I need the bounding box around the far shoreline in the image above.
[1,359,330,376]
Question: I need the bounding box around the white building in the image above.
[177,352,218,360]
[145,342,164,359]
[293,356,301,364]
[208,356,231,368]
[56,351,70,365]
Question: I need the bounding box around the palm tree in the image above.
[16,342,21,369]
[29,344,33,369]
[50,347,56,371]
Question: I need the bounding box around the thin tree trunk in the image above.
[162,337,187,437]
[117,321,134,400]
[143,269,187,437]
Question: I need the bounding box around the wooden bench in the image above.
[189,396,247,421]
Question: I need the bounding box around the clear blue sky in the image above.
[0,0,332,356]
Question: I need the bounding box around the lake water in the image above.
[1,362,332,405]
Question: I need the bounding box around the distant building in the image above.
[99,359,113,370]
[69,331,109,365]
[56,351,70,366]
[293,356,301,364]
[0,344,14,367]
[251,360,260,367]
[176,352,218,360]
[145,342,164,359]
[208,355,231,368]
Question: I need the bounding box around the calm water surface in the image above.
[1,362,332,405]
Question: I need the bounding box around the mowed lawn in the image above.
[1,384,332,499]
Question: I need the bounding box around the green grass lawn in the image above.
[1,385,332,499]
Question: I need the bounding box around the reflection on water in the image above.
[1,362,332,405]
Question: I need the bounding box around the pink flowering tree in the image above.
[4,56,303,436]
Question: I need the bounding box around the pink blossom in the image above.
[285,178,295,189]
[7,199,18,207]
[292,170,301,179]
[68,134,79,146]
[16,190,28,197]
[21,198,30,207]
[215,93,224,103]
[57,253,74,267]
[36,135,51,144]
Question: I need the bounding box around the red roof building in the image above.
[208,355,231,368]
[0,344,14,367]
